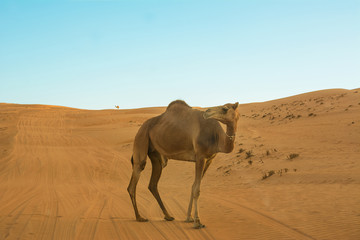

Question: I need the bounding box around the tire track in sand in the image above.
[75,199,107,240]
[209,194,316,240]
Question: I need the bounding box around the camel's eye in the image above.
[222,107,229,113]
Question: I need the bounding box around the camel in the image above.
[127,100,239,228]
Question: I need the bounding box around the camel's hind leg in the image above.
[148,151,174,221]
[127,156,148,222]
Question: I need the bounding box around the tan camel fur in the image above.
[127,100,239,228]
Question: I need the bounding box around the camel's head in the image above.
[203,102,239,125]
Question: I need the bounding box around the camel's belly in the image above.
[148,139,195,162]
[166,152,196,162]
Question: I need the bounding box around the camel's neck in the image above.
[219,122,236,153]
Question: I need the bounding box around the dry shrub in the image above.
[287,153,299,160]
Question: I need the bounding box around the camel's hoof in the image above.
[185,217,194,223]
[164,216,175,221]
[193,222,205,229]
[136,217,148,222]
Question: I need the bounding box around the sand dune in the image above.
[0,88,359,239]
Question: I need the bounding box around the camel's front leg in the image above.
[191,157,206,228]
[186,156,214,224]
[185,191,194,222]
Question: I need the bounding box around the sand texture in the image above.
[0,88,359,239]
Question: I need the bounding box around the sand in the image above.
[0,88,359,239]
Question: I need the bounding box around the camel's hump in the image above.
[167,100,191,110]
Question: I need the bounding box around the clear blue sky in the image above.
[1,0,359,109]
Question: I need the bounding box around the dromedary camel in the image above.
[127,100,239,228]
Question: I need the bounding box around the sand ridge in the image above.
[0,88,359,239]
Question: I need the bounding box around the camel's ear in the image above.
[233,102,239,110]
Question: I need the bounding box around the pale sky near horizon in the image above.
[1,0,359,110]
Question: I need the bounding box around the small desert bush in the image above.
[262,170,275,180]
[277,168,289,176]
[238,148,245,154]
[245,150,254,159]
[287,153,299,160]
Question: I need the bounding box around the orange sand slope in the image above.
[0,88,359,240]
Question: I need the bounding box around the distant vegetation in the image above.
[245,150,254,159]
[262,170,275,180]
[287,153,299,160]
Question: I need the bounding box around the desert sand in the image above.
[0,88,359,240]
